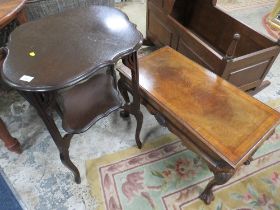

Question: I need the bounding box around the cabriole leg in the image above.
[121,52,143,149]
[19,91,81,183]
[199,164,235,204]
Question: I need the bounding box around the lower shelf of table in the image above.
[58,72,122,133]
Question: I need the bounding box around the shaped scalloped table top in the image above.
[2,6,143,91]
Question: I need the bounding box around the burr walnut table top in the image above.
[0,0,26,28]
[119,46,280,168]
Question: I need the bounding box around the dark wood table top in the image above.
[0,0,26,28]
[1,6,143,91]
[120,46,280,168]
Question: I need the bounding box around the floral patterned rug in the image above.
[86,102,280,210]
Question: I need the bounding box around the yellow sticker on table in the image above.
[29,51,36,57]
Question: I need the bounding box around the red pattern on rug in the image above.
[262,13,280,39]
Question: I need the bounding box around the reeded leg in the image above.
[121,52,143,148]
[19,91,81,183]
[199,164,235,204]
[0,118,22,154]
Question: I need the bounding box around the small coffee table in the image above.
[1,6,143,183]
[118,46,280,204]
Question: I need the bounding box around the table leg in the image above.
[118,77,131,118]
[0,48,21,153]
[19,91,81,184]
[0,118,22,154]
[243,149,259,165]
[199,163,235,204]
[121,52,143,149]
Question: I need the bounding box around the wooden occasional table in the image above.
[0,0,27,154]
[118,46,280,204]
[1,6,143,183]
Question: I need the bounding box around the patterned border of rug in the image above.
[86,102,280,210]
[262,13,280,39]
[217,0,275,11]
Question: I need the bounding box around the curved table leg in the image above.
[0,118,22,154]
[60,134,81,184]
[122,51,143,149]
[1,46,21,154]
[199,163,235,204]
[118,77,131,118]
[118,76,143,148]
[19,91,81,184]
[133,110,143,149]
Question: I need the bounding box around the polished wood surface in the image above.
[0,0,26,28]
[2,6,142,91]
[119,46,280,204]
[120,46,280,167]
[146,0,280,93]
